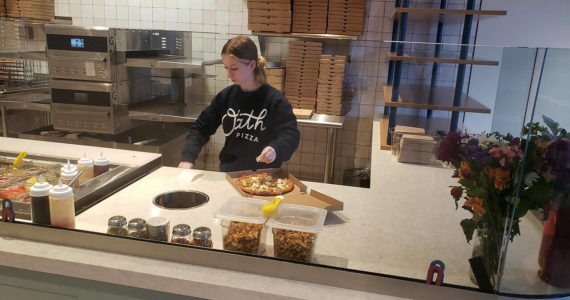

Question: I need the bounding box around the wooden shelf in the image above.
[383,85,491,114]
[392,8,506,23]
[252,31,358,40]
[388,52,499,66]
[379,115,454,150]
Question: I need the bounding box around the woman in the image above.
[178,36,300,172]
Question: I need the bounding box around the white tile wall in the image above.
[50,0,473,184]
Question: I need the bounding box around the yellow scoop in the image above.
[12,151,27,169]
[262,196,284,217]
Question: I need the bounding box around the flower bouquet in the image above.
[436,116,568,289]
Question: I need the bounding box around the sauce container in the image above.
[93,152,110,177]
[214,197,268,254]
[77,154,94,184]
[29,175,52,225]
[49,180,75,229]
[266,204,327,262]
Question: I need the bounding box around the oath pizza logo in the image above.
[222,108,267,143]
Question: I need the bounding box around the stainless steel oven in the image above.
[45,25,185,134]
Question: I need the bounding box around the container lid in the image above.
[29,175,52,197]
[128,218,147,230]
[94,152,110,166]
[265,203,327,233]
[60,168,78,180]
[77,154,93,167]
[108,215,127,227]
[147,216,169,227]
[49,180,73,199]
[61,160,77,173]
[193,226,211,240]
[213,196,269,224]
[172,224,191,236]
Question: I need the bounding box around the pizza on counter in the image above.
[235,173,294,196]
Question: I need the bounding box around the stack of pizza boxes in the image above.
[284,40,323,111]
[247,0,291,33]
[327,0,365,36]
[266,68,285,92]
[316,55,345,115]
[6,0,55,21]
[292,0,328,34]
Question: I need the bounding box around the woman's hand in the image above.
[256,146,276,164]
[178,161,194,169]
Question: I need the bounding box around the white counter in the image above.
[0,126,561,298]
[0,136,161,167]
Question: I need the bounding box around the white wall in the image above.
[479,0,570,48]
[464,0,570,134]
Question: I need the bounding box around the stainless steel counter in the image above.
[128,102,344,183]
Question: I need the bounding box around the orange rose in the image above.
[493,169,510,190]
[459,161,471,179]
[464,197,486,216]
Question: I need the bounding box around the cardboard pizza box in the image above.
[226,168,343,211]
[293,108,313,119]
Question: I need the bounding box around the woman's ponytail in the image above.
[255,56,268,84]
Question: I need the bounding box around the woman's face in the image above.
[222,54,256,88]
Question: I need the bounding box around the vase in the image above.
[469,229,500,290]
[538,194,570,288]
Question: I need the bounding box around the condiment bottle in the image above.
[171,224,191,245]
[191,226,213,248]
[93,152,110,177]
[77,154,94,184]
[147,217,169,241]
[107,215,128,236]
[60,159,77,173]
[49,179,75,228]
[29,175,52,225]
[127,218,148,238]
[60,165,79,188]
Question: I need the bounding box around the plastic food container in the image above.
[213,197,269,254]
[266,204,327,262]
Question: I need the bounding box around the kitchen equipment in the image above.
[45,25,186,135]
[1,198,15,222]
[12,151,27,169]
[262,195,284,217]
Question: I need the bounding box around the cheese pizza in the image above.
[235,173,294,196]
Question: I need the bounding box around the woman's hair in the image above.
[221,36,267,84]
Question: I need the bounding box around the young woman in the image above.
[178,36,300,172]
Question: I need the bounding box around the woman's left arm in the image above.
[266,99,300,163]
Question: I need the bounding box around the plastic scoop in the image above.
[12,151,27,169]
[262,196,284,217]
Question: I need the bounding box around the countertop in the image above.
[0,123,561,298]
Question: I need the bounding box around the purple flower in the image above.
[546,139,570,186]
[509,137,521,147]
[462,143,490,164]
[437,132,462,164]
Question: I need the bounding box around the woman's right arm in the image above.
[180,96,223,166]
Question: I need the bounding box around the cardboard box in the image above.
[226,168,343,211]
[293,108,313,119]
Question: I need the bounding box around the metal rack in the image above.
[383,1,507,149]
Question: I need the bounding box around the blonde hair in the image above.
[222,36,267,85]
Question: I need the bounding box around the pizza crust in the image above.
[235,173,295,196]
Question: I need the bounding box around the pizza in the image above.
[235,173,294,196]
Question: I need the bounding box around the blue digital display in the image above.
[70,38,85,48]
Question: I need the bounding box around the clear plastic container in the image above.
[213,197,269,254]
[266,204,327,263]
